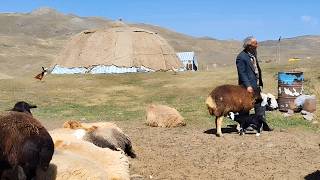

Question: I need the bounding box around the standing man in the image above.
[236,36,272,131]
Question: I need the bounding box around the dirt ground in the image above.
[111,121,320,180]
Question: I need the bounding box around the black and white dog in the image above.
[227,92,276,136]
[228,112,272,136]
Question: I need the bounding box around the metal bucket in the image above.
[278,71,304,112]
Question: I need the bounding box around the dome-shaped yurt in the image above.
[51,23,182,74]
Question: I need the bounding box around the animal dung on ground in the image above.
[145,104,186,128]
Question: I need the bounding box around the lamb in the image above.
[62,120,136,158]
[0,101,54,180]
[205,84,261,137]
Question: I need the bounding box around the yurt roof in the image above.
[53,25,182,71]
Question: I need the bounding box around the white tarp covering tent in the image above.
[51,22,182,74]
[176,51,198,71]
[51,65,155,74]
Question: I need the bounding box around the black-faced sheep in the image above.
[10,101,37,114]
[206,84,260,137]
[0,101,54,180]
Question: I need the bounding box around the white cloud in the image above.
[301,15,318,25]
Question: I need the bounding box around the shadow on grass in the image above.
[305,170,320,180]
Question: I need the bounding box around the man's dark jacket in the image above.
[236,50,263,90]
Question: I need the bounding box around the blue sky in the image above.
[1,0,319,40]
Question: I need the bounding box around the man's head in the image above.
[243,36,258,55]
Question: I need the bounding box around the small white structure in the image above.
[176,51,198,71]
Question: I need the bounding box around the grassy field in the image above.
[0,61,319,132]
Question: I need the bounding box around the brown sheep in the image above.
[0,102,54,180]
[205,85,259,137]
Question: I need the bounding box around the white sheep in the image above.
[36,150,108,180]
[46,128,130,180]
[63,120,136,158]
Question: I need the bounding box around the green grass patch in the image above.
[0,63,318,131]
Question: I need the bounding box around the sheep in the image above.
[205,84,260,137]
[36,149,109,180]
[10,101,37,114]
[261,93,278,111]
[145,104,186,128]
[38,133,130,180]
[0,101,54,180]
[62,120,136,158]
[54,140,130,180]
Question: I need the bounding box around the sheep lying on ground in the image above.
[45,128,130,180]
[56,140,129,180]
[206,85,261,137]
[63,120,136,158]
[145,104,186,128]
[0,101,54,180]
[36,139,130,180]
[36,150,108,180]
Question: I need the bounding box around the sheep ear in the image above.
[63,120,82,129]
[29,105,37,109]
[86,126,98,132]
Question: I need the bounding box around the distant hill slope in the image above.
[0,7,112,38]
[0,8,319,77]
